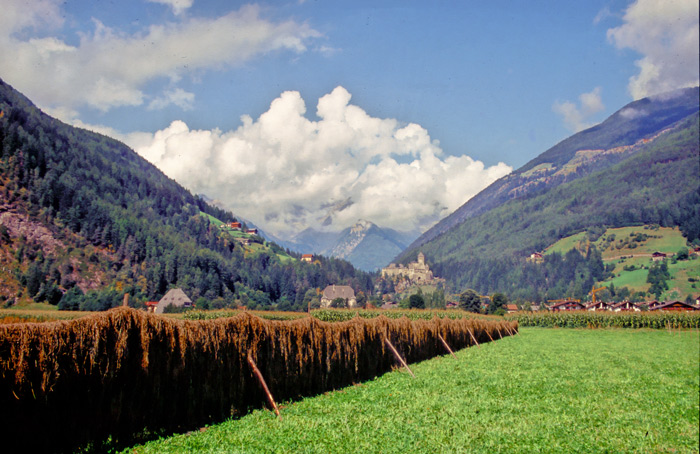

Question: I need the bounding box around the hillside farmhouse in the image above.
[301,254,314,262]
[528,252,544,263]
[320,285,357,308]
[651,251,667,261]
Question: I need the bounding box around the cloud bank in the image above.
[552,87,605,132]
[131,87,512,236]
[0,1,320,119]
[147,0,194,16]
[607,0,699,99]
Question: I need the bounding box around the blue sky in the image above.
[1,0,698,236]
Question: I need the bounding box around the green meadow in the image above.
[124,328,699,453]
[544,225,700,299]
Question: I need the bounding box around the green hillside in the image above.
[545,226,699,301]
[406,87,699,250]
[199,212,294,263]
[399,110,699,302]
[0,78,372,311]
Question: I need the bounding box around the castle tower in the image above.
[417,252,425,266]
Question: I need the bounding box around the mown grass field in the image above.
[123,328,699,454]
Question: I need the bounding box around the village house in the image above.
[320,285,357,308]
[650,301,699,311]
[145,301,159,313]
[381,301,399,310]
[646,300,662,310]
[229,221,242,230]
[548,300,585,311]
[505,304,519,313]
[610,301,641,312]
[246,228,258,235]
[585,301,610,311]
[301,254,314,262]
[153,288,192,314]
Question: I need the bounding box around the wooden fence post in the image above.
[247,353,282,420]
[468,328,480,348]
[122,293,129,307]
[384,338,415,378]
[485,329,494,342]
[438,334,457,359]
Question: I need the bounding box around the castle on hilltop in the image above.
[381,252,443,285]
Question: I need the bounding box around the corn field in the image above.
[505,311,700,329]
[0,307,516,452]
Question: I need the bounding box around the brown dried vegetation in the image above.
[0,307,516,452]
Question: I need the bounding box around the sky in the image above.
[1,0,698,237]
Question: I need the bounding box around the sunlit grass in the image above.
[124,328,699,453]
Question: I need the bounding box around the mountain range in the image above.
[0,75,697,308]
[276,220,418,272]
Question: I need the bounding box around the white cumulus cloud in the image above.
[607,0,699,99]
[130,87,512,236]
[552,87,605,132]
[0,1,321,118]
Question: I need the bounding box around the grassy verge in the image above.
[123,328,699,453]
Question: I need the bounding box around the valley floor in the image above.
[123,328,699,453]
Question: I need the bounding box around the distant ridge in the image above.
[280,220,418,271]
[406,86,700,253]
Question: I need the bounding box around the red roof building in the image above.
[585,301,610,311]
[548,300,585,311]
[610,301,641,312]
[651,251,667,261]
[650,301,699,311]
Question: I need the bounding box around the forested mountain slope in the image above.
[0,78,372,310]
[407,87,699,250]
[398,107,699,302]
